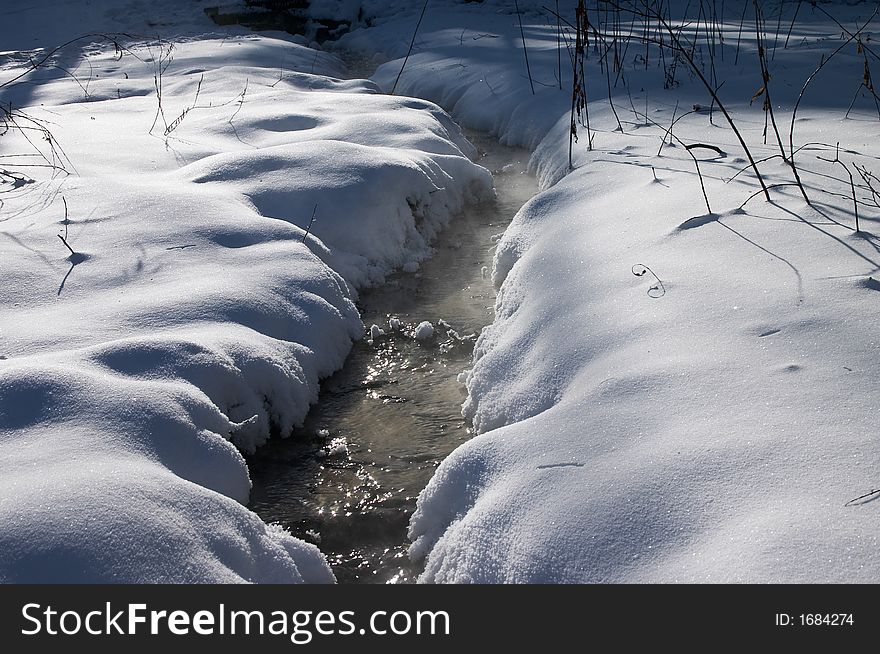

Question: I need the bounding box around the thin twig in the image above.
[391,0,430,95]
[619,0,772,200]
[229,79,248,124]
[739,183,800,209]
[845,488,880,507]
[631,105,712,214]
[514,0,536,95]
[685,143,726,156]
[817,143,860,233]
[57,233,75,256]
[164,73,203,136]
[62,196,69,241]
[301,204,318,243]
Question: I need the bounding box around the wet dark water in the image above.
[246,131,537,583]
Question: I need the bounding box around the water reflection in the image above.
[246,131,537,583]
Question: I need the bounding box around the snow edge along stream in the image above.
[340,1,880,583]
[0,26,494,583]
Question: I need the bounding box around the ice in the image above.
[413,321,435,341]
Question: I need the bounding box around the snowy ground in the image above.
[3,0,880,584]
[0,1,491,582]
[336,0,880,582]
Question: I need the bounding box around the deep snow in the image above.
[336,0,880,582]
[0,1,491,582]
[4,0,880,584]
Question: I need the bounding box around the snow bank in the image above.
[415,155,880,583]
[340,1,880,582]
[337,0,567,166]
[1,3,491,582]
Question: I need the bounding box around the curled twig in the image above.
[632,263,665,298]
[685,143,726,157]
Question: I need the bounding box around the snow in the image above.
[336,1,880,582]
[6,0,880,585]
[308,0,364,24]
[0,1,491,582]
[413,320,435,341]
[324,437,350,457]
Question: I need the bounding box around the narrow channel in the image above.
[246,130,537,583]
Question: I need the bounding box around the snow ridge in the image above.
[0,11,492,582]
[338,0,880,583]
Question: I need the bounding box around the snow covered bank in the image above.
[338,1,880,582]
[1,3,491,582]
[339,1,563,159]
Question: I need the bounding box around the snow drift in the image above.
[0,5,491,582]
[338,0,880,582]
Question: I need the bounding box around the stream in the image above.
[246,129,537,583]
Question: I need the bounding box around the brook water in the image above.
[246,130,537,583]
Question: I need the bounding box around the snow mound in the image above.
[413,321,435,341]
[343,0,880,583]
[413,156,880,583]
[0,23,491,582]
